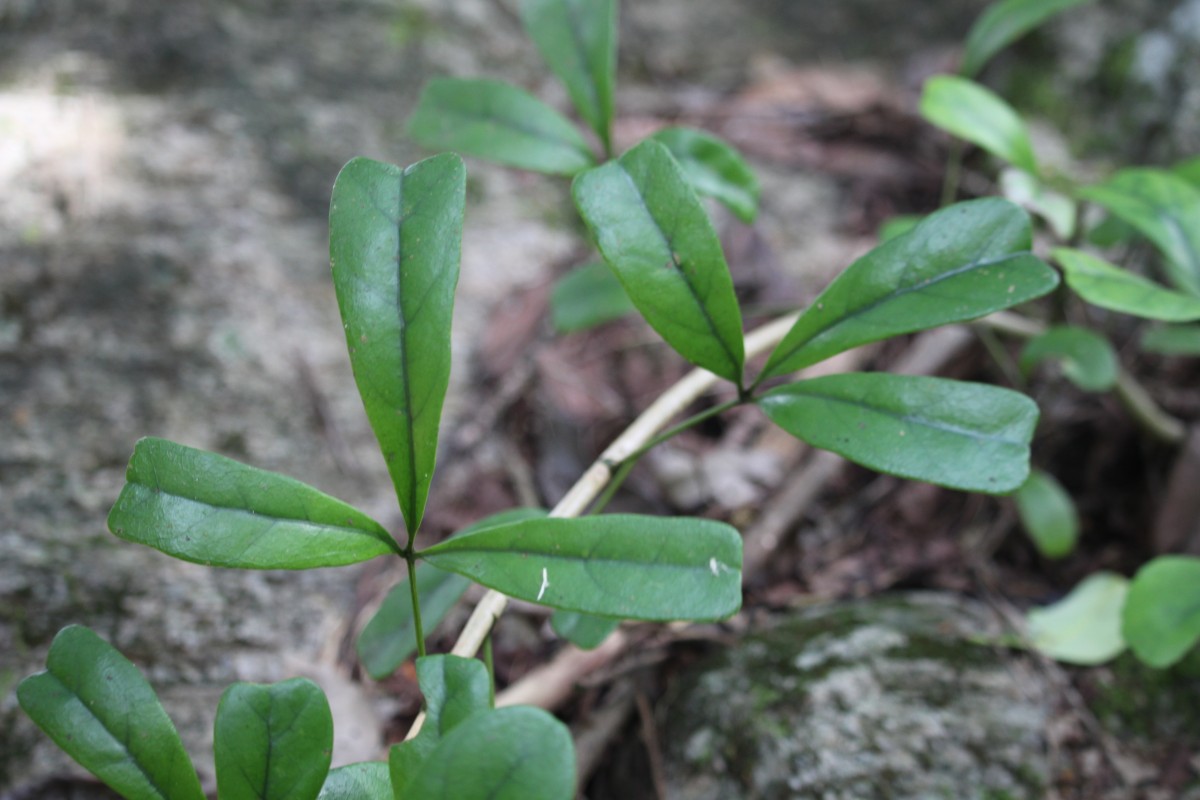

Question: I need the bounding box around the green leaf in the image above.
[420,514,743,621]
[758,373,1039,494]
[519,0,616,154]
[551,610,620,650]
[407,79,595,176]
[403,706,575,800]
[1026,572,1128,665]
[107,437,397,569]
[214,679,333,800]
[572,139,746,384]
[1019,325,1118,392]
[330,154,466,535]
[1078,169,1200,296]
[1122,556,1200,668]
[1141,324,1200,355]
[1014,469,1079,558]
[357,509,547,680]
[16,625,205,800]
[1000,168,1076,240]
[550,261,634,333]
[651,127,761,223]
[758,198,1058,382]
[1055,247,1200,322]
[389,655,493,797]
[920,75,1039,175]
[1175,155,1200,188]
[317,763,392,800]
[877,215,923,243]
[960,0,1095,77]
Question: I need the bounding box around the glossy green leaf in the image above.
[1027,572,1128,665]
[758,199,1057,382]
[357,509,546,680]
[420,514,743,621]
[214,678,333,800]
[758,373,1039,493]
[551,610,620,650]
[404,706,575,800]
[317,762,392,800]
[550,261,634,332]
[921,75,1039,175]
[1123,556,1200,668]
[1055,247,1200,322]
[17,625,205,800]
[389,655,493,797]
[520,0,616,153]
[407,79,595,176]
[651,127,761,223]
[1019,325,1118,392]
[1141,324,1200,355]
[1000,168,1075,239]
[960,0,1094,77]
[1079,169,1200,296]
[330,154,466,535]
[107,437,396,569]
[572,139,746,384]
[1014,469,1079,558]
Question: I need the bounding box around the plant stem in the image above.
[941,140,965,207]
[405,552,427,659]
[483,633,495,708]
[402,313,800,740]
[589,397,745,515]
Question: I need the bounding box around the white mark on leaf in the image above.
[537,567,549,601]
[709,558,735,577]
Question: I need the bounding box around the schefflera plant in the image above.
[18,152,1060,799]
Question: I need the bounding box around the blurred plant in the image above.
[917,0,1200,668]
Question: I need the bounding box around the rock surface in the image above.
[599,594,1051,800]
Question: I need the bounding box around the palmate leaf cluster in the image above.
[24,0,1200,796]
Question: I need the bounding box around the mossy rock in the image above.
[601,593,1050,800]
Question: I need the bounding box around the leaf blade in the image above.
[920,75,1039,175]
[17,626,205,800]
[519,0,616,153]
[330,154,466,534]
[407,78,595,175]
[420,515,743,621]
[1019,325,1118,392]
[550,261,634,333]
[1055,247,1200,321]
[1027,572,1128,665]
[960,0,1095,77]
[317,762,392,800]
[651,127,761,223]
[551,610,620,650]
[389,655,492,797]
[572,139,746,383]
[404,707,575,800]
[1014,468,1080,558]
[1122,555,1200,668]
[107,437,396,569]
[758,373,1039,494]
[1078,169,1200,296]
[214,679,333,800]
[759,198,1058,382]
